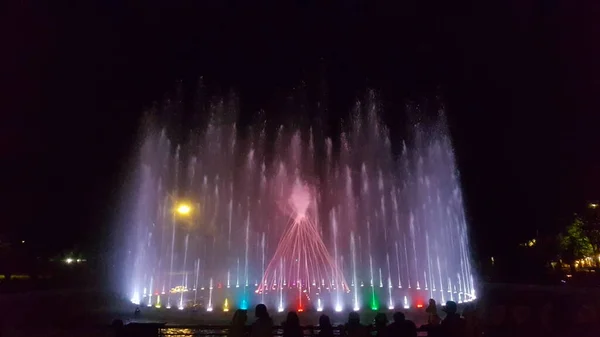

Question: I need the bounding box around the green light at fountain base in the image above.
[370,288,379,311]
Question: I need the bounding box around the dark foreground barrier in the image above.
[115,324,429,337]
[479,283,600,337]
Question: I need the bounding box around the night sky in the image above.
[3,0,599,261]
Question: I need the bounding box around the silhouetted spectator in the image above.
[426,299,438,323]
[134,307,141,317]
[441,301,466,337]
[318,314,334,337]
[420,314,442,337]
[111,319,124,337]
[344,311,368,337]
[373,313,388,337]
[462,304,480,337]
[229,309,248,337]
[282,311,303,337]
[386,312,417,337]
[251,304,273,337]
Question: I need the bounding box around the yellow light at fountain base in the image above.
[223,298,229,312]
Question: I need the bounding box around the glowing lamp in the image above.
[388,305,394,310]
[416,304,423,308]
[178,306,184,310]
[206,307,213,312]
[317,307,324,312]
[278,306,284,313]
[65,258,74,264]
[335,304,343,312]
[353,306,360,311]
[166,305,171,309]
[176,204,192,215]
[297,308,304,312]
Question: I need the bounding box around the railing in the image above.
[115,323,429,337]
[158,325,340,337]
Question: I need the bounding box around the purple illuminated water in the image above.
[125,90,475,312]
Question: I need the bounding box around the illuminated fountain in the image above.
[125,90,475,312]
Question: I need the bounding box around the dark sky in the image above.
[2,0,599,259]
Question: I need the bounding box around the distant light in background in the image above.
[65,258,73,264]
[21,240,25,244]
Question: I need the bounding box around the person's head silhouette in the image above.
[319,314,332,327]
[286,311,300,326]
[393,312,406,322]
[255,304,269,319]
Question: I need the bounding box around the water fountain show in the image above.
[125,89,475,314]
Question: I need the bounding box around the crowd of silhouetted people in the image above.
[121,298,475,337]
[221,299,475,337]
